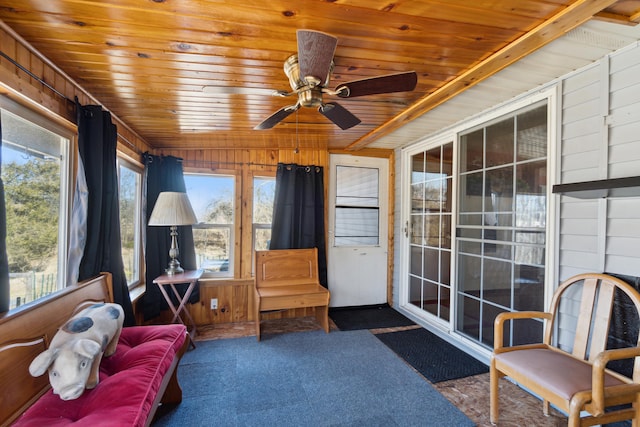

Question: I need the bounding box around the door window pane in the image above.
[335,166,379,246]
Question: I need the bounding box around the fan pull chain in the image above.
[294,109,300,154]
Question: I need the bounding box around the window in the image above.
[334,165,380,246]
[1,100,72,310]
[253,176,275,252]
[118,159,142,286]
[184,173,235,277]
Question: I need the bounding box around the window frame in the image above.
[184,169,240,279]
[250,173,276,274]
[117,155,144,289]
[1,95,76,311]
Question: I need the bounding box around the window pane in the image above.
[335,166,380,246]
[253,176,275,269]
[118,163,141,286]
[193,227,230,272]
[336,166,378,207]
[253,177,275,224]
[254,228,271,251]
[2,109,66,309]
[335,207,379,245]
[185,174,234,276]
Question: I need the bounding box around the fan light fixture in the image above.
[148,191,198,275]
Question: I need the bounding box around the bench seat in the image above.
[12,324,187,427]
[254,248,330,340]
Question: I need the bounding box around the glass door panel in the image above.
[456,103,548,348]
[408,142,453,323]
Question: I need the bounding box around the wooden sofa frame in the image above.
[254,248,330,341]
[491,273,640,427]
[0,273,188,427]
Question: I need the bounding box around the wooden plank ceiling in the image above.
[1,0,639,151]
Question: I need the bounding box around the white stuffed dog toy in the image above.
[29,302,124,400]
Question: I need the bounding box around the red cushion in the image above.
[13,324,186,427]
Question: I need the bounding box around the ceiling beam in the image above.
[346,0,620,151]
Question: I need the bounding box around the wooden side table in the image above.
[153,269,203,349]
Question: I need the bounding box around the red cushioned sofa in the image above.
[0,274,189,427]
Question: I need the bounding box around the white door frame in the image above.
[328,154,389,307]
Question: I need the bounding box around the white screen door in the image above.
[328,154,388,307]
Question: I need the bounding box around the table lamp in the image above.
[148,191,198,275]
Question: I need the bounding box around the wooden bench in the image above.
[491,273,640,427]
[254,248,330,341]
[0,273,188,427]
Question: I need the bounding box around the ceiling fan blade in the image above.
[254,105,299,130]
[318,102,361,130]
[297,30,337,86]
[335,71,418,98]
[203,86,289,97]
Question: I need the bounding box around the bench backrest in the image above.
[255,248,319,288]
[0,273,113,427]
[545,273,640,381]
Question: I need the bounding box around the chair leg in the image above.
[316,305,329,333]
[490,359,500,424]
[255,298,261,341]
[543,399,549,416]
[632,395,639,427]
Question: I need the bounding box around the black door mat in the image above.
[375,327,489,383]
[329,304,416,331]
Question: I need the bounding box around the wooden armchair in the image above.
[254,248,330,341]
[491,273,640,427]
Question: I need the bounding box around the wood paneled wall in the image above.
[156,146,330,325]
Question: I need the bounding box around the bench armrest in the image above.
[591,346,640,415]
[493,311,552,351]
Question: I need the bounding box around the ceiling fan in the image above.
[247,30,418,130]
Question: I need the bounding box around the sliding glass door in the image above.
[403,101,549,350]
[457,103,548,347]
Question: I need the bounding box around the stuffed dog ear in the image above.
[73,339,102,359]
[29,349,57,377]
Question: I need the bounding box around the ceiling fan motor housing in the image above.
[284,54,305,90]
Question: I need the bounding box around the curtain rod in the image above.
[182,159,279,169]
[0,50,74,103]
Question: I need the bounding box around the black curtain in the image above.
[142,153,197,321]
[269,163,327,287]
[76,104,135,326]
[0,119,9,312]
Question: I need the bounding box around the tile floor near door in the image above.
[195,318,567,427]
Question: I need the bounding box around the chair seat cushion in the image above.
[13,324,186,427]
[494,347,624,401]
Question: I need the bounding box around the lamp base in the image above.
[165,258,184,275]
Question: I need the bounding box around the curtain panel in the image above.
[269,163,327,287]
[75,104,135,326]
[142,153,197,320]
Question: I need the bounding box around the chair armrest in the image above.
[591,346,640,416]
[493,311,552,351]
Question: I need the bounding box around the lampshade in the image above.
[148,191,198,226]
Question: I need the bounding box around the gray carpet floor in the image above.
[153,329,474,427]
